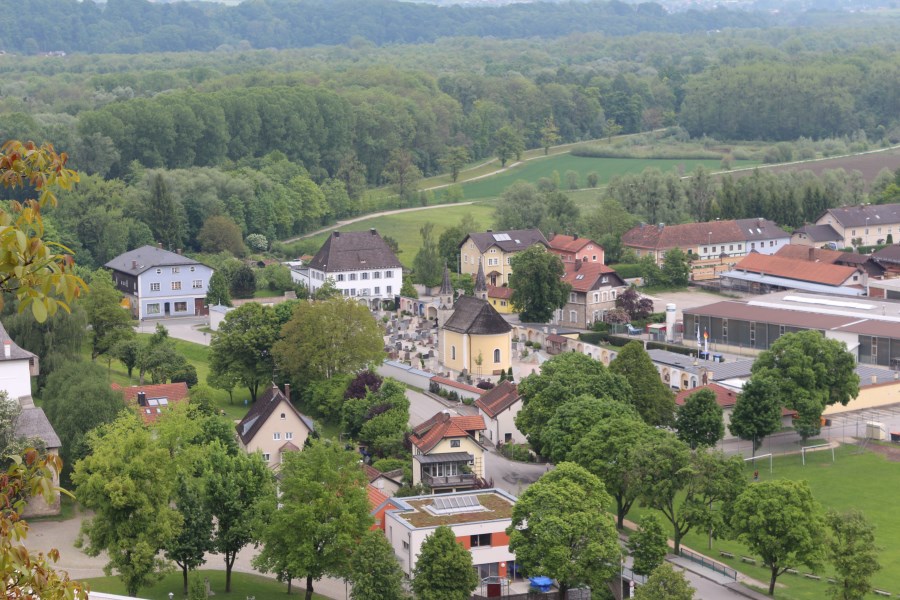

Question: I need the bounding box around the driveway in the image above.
[138,316,211,346]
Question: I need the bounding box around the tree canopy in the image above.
[676,388,724,449]
[826,509,881,600]
[609,341,676,427]
[209,302,280,402]
[412,525,479,600]
[509,245,570,323]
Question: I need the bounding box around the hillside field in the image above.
[719,146,900,185]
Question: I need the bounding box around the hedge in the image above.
[610,263,642,279]
[646,341,695,356]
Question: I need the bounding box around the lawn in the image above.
[433,155,756,203]
[628,444,900,599]
[83,570,330,600]
[302,200,499,268]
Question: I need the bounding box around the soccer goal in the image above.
[801,443,835,466]
[743,453,773,474]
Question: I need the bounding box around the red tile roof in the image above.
[560,261,622,292]
[675,383,738,408]
[488,286,513,300]
[623,219,785,250]
[112,382,190,424]
[548,234,599,254]
[367,484,389,510]
[733,253,859,286]
[363,464,382,482]
[775,245,843,263]
[410,412,486,453]
[430,376,484,395]
[475,381,520,418]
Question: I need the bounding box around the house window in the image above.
[171,281,182,291]
[779,325,785,336]
[703,247,708,253]
[174,302,187,312]
[286,432,293,440]
[751,242,756,249]
[193,280,203,289]
[150,282,161,291]
[374,287,380,295]
[263,453,270,462]
[493,349,501,363]
[470,534,492,547]
[450,439,461,448]
[361,272,369,280]
[722,318,728,342]
[770,241,775,247]
[147,303,160,315]
[610,290,616,299]
[602,292,608,302]
[451,346,456,360]
[350,289,356,296]
[385,271,393,278]
[464,255,469,263]
[490,249,496,253]
[729,244,734,251]
[506,257,511,265]
[569,293,576,302]
[337,274,345,282]
[386,286,392,294]
[592,255,597,261]
[172,267,180,274]
[156,268,162,274]
[738,244,743,250]
[190,266,195,272]
[750,322,756,348]
[872,338,878,358]
[373,271,381,279]
[349,273,357,281]
[593,292,600,302]
[570,310,577,322]
[711,246,716,253]
[280,413,286,419]
[852,230,857,236]
[273,433,281,440]
[402,541,409,551]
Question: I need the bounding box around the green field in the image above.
[304,200,499,268]
[433,155,757,203]
[629,444,900,599]
[84,569,329,600]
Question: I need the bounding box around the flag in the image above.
[704,328,709,354]
[697,327,701,349]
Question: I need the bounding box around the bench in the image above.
[740,556,756,564]
[786,569,799,575]
[804,574,821,581]
[873,590,891,597]
[719,551,735,559]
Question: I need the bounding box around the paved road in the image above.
[138,316,211,346]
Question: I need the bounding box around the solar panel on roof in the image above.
[429,494,483,515]
[493,233,511,241]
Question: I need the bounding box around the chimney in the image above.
[871,375,878,385]
[132,260,138,270]
[809,247,815,261]
[137,391,146,406]
[284,383,291,399]
[487,229,493,233]
[573,233,578,240]
[575,258,582,271]
[176,248,182,255]
[658,223,664,230]
[334,231,340,238]
[370,228,376,236]
[157,242,162,249]
[3,341,10,359]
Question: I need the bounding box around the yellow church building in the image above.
[438,264,513,377]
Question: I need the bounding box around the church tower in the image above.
[474,259,487,301]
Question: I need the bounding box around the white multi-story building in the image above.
[292,229,402,308]
[384,488,518,581]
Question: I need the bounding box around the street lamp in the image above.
[168,593,174,600]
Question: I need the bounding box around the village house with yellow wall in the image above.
[410,411,486,493]
[459,229,548,287]
[235,383,315,469]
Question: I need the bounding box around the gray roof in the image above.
[443,296,512,335]
[720,270,865,297]
[413,452,474,464]
[0,320,36,362]
[462,229,549,254]
[15,407,61,448]
[824,203,900,229]
[856,364,898,386]
[307,230,402,273]
[794,224,843,243]
[873,244,900,265]
[734,218,791,242]
[236,383,314,445]
[647,349,754,380]
[105,245,202,275]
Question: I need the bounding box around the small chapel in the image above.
[437,261,513,377]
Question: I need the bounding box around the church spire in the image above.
[439,264,453,297]
[475,259,487,300]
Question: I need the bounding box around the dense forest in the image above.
[5,0,771,54]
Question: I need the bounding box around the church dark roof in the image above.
[307,230,402,273]
[442,296,512,335]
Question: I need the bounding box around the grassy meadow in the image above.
[83,570,329,600]
[629,443,900,599]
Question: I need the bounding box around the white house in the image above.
[475,381,525,446]
[384,488,518,580]
[291,229,402,308]
[105,245,214,320]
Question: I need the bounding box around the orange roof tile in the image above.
[363,464,382,482]
[410,412,485,453]
[112,382,190,424]
[488,286,513,300]
[367,484,389,510]
[775,245,844,264]
[560,261,622,292]
[548,234,599,254]
[675,383,739,408]
[733,253,859,286]
[430,376,483,395]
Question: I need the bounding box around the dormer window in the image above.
[450,439,461,448]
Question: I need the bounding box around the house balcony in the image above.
[422,471,476,488]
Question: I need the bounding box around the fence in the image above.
[679,547,738,581]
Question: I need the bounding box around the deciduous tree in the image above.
[349,531,408,600]
[729,480,826,596]
[615,286,654,321]
[633,564,695,600]
[540,116,561,155]
[516,352,631,457]
[507,463,620,600]
[542,396,639,464]
[274,297,384,385]
[412,525,479,600]
[676,388,724,449]
[628,514,669,577]
[729,376,783,456]
[493,125,524,167]
[83,270,134,361]
[610,341,675,427]
[209,302,280,401]
[198,215,247,257]
[509,245,570,323]
[73,413,182,596]
[255,441,371,600]
[441,146,469,182]
[413,222,442,288]
[206,271,232,307]
[826,509,881,600]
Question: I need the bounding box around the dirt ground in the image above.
[721,146,900,185]
[858,440,900,462]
